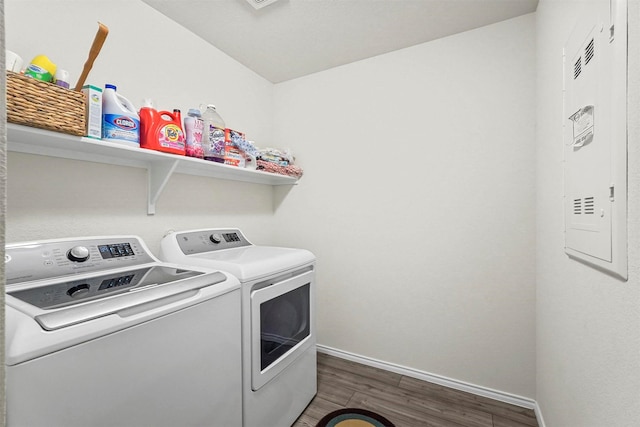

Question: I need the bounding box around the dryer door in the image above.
[250,268,315,391]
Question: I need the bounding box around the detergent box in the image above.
[82,85,102,139]
[224,128,246,167]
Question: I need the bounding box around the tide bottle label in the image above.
[158,124,185,150]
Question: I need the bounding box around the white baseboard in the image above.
[316,344,542,418]
[534,401,547,427]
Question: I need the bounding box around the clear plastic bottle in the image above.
[183,108,204,159]
[201,104,226,163]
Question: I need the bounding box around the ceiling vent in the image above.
[246,0,280,10]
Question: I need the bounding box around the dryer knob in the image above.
[68,246,90,262]
[209,234,222,244]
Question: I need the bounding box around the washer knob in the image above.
[209,234,222,244]
[67,284,90,298]
[67,246,90,262]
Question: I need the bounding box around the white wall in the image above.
[4,0,282,252]
[535,0,640,425]
[1,0,6,424]
[273,14,537,398]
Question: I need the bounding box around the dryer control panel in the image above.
[172,228,251,255]
[5,236,156,285]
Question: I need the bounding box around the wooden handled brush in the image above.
[74,22,109,91]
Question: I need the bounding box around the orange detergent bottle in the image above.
[139,106,186,155]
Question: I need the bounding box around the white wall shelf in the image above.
[7,124,298,215]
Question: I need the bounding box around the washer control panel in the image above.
[97,242,136,259]
[8,265,202,310]
[5,237,155,285]
[174,228,250,255]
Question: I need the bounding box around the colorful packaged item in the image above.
[224,128,246,167]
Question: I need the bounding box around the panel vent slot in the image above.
[574,57,582,79]
[574,198,582,214]
[573,197,596,215]
[584,196,595,214]
[585,39,595,64]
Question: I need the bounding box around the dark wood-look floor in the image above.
[293,353,538,427]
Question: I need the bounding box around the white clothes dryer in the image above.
[159,228,316,427]
[5,235,242,427]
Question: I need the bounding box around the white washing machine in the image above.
[159,228,316,427]
[5,235,242,427]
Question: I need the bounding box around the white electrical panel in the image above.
[563,0,627,279]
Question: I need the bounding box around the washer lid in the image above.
[185,246,315,281]
[7,267,230,331]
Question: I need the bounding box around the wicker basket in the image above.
[6,71,86,136]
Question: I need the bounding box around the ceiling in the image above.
[142,0,538,83]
